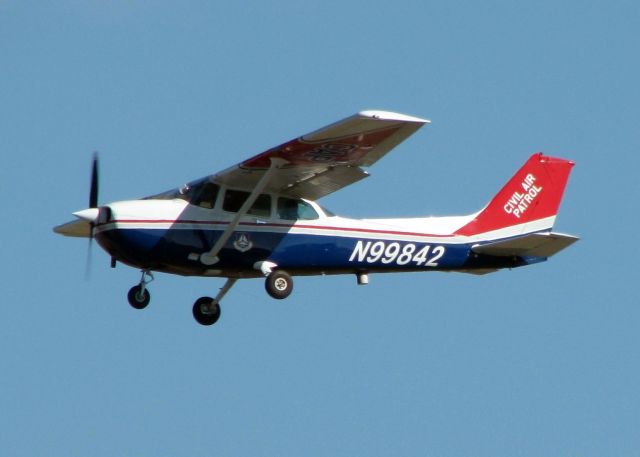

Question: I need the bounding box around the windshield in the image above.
[146,178,219,209]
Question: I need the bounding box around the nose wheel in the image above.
[127,285,150,309]
[127,270,153,309]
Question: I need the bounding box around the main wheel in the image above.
[265,270,293,300]
[192,297,221,326]
[127,285,150,310]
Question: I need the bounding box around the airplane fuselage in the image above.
[95,197,532,279]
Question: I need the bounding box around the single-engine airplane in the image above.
[54,110,577,326]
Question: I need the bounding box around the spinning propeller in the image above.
[89,152,99,211]
[74,153,100,277]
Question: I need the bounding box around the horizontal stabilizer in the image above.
[472,232,579,258]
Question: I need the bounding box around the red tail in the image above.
[455,153,575,236]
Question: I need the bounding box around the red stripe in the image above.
[105,219,453,239]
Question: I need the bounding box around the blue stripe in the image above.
[96,227,535,275]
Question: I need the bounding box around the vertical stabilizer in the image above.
[455,153,575,237]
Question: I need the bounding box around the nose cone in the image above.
[73,207,99,223]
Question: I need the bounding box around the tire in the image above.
[265,270,293,300]
[127,285,150,310]
[192,297,221,326]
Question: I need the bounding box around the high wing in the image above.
[212,110,429,200]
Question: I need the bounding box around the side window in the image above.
[191,182,219,209]
[248,194,271,218]
[223,189,250,213]
[223,189,272,217]
[298,200,319,220]
[277,197,319,220]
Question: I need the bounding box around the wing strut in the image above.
[198,158,286,266]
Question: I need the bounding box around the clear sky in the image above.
[2,1,639,455]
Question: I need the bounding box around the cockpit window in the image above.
[191,182,219,209]
[277,197,319,220]
[145,178,219,207]
[223,189,248,213]
[146,183,321,221]
[223,189,271,217]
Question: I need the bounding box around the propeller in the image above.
[89,151,99,209]
[86,152,100,278]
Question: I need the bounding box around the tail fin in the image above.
[455,153,575,237]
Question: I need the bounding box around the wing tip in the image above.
[357,110,430,124]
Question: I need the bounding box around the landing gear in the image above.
[127,285,150,309]
[192,297,221,326]
[127,270,153,309]
[122,269,296,325]
[265,270,293,300]
[192,278,237,326]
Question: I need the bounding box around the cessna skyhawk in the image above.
[55,111,577,326]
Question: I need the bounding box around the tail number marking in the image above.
[349,241,445,267]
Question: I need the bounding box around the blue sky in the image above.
[2,1,639,455]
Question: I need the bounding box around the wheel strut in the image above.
[127,270,154,310]
[192,278,238,326]
[213,278,237,305]
[138,270,154,297]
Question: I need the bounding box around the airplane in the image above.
[54,110,578,326]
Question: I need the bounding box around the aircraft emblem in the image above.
[233,233,253,252]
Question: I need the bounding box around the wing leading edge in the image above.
[213,110,429,200]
